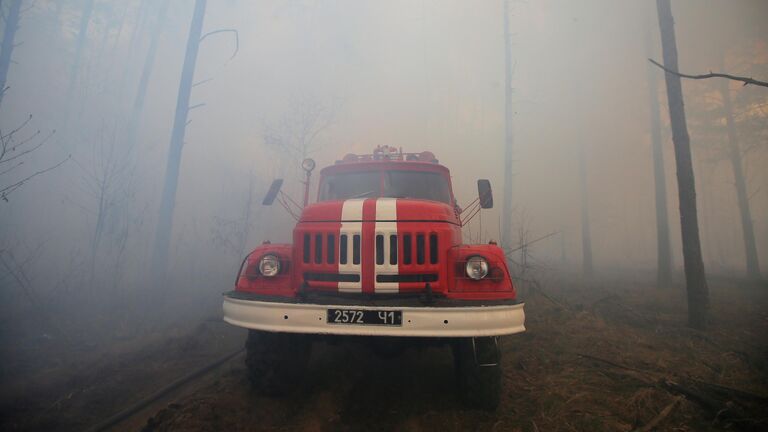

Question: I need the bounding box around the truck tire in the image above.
[245,330,311,396]
[452,337,502,411]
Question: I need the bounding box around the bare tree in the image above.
[0,115,67,202]
[656,0,709,328]
[501,0,515,253]
[125,0,169,151]
[211,170,261,260]
[645,23,672,288]
[578,144,593,278]
[262,94,335,172]
[0,0,23,109]
[73,123,133,290]
[151,0,207,286]
[65,0,95,101]
[151,0,238,284]
[718,78,760,280]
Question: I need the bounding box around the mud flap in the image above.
[453,336,502,411]
[245,330,311,396]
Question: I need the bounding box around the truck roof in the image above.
[322,146,448,175]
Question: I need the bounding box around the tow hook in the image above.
[472,336,500,367]
[419,282,435,305]
[298,281,308,301]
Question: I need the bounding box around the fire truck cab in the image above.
[223,146,525,409]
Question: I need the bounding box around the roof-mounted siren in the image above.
[373,145,398,160]
[263,179,284,205]
[419,151,438,163]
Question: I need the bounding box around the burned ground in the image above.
[1,274,767,431]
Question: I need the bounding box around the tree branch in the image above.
[649,59,768,88]
[1,155,70,202]
[199,28,239,62]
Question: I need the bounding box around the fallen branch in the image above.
[662,379,764,431]
[577,353,656,378]
[632,396,683,432]
[578,353,767,429]
[689,378,768,404]
[649,59,768,88]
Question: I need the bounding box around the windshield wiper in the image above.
[350,190,375,199]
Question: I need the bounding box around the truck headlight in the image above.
[465,256,488,280]
[258,254,280,277]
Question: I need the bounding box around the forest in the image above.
[0,0,766,431]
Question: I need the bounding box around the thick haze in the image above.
[1,0,767,311]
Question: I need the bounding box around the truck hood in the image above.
[299,198,459,224]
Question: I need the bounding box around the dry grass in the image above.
[4,272,766,431]
[141,273,768,431]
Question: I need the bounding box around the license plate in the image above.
[327,308,402,326]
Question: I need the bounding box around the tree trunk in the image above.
[656,0,709,328]
[719,80,760,280]
[579,146,593,278]
[0,0,23,109]
[501,0,514,252]
[151,0,206,285]
[126,0,169,151]
[645,25,673,288]
[66,0,95,101]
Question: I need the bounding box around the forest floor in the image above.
[1,273,767,431]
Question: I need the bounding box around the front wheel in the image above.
[245,330,311,396]
[453,337,502,411]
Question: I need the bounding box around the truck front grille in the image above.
[302,231,439,267]
[299,228,441,293]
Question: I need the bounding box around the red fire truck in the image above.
[223,146,525,409]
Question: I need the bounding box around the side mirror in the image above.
[477,179,493,209]
[263,179,284,205]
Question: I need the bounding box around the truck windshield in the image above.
[318,170,451,204]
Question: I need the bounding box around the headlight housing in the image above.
[465,256,489,280]
[258,254,280,277]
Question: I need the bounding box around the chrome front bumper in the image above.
[223,294,525,337]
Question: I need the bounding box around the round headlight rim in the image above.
[465,255,489,280]
[258,254,281,277]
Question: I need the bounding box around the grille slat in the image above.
[375,234,384,265]
[340,234,348,264]
[429,233,438,264]
[314,234,323,264]
[389,235,398,265]
[303,233,310,263]
[327,234,335,264]
[416,234,425,265]
[352,234,361,265]
[403,234,412,264]
[376,274,437,283]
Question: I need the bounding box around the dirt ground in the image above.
[2,273,767,431]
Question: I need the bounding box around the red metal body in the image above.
[235,150,517,302]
